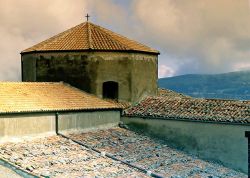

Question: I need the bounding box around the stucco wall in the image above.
[21,51,158,103]
[0,113,55,137]
[58,111,120,132]
[122,117,249,173]
[21,53,37,81]
[0,110,120,138]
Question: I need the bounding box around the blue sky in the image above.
[0,0,250,80]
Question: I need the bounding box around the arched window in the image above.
[103,81,118,100]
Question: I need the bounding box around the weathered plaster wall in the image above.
[21,53,37,81]
[58,111,120,132]
[131,53,158,101]
[122,117,249,173]
[21,51,158,103]
[0,110,120,138]
[0,113,55,137]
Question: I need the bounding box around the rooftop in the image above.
[124,96,250,124]
[0,82,119,114]
[104,99,132,110]
[0,128,246,177]
[158,88,191,98]
[22,22,159,54]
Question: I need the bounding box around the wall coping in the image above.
[123,115,250,126]
[0,108,122,116]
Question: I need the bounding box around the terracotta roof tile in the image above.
[22,22,159,54]
[0,82,120,114]
[124,96,250,124]
[158,88,191,98]
[104,99,131,109]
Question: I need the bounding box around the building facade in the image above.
[0,82,121,138]
[21,22,159,103]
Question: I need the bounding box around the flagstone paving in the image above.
[0,127,247,178]
[69,127,247,178]
[0,136,148,178]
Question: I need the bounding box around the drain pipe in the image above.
[245,131,250,177]
[55,112,164,178]
[55,112,59,135]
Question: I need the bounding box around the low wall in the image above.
[0,113,55,137]
[0,110,120,139]
[122,116,249,173]
[58,111,120,132]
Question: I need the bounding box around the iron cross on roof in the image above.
[85,13,90,21]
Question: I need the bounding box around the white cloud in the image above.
[158,65,174,78]
[1,0,250,81]
[0,0,89,81]
[233,62,250,71]
[132,0,250,74]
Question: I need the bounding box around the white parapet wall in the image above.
[122,116,249,173]
[0,113,55,137]
[0,110,120,140]
[58,111,121,133]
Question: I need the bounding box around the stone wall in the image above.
[21,51,158,103]
[122,116,249,173]
[0,110,120,139]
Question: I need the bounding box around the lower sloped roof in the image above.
[0,82,120,114]
[124,96,250,124]
[158,88,191,98]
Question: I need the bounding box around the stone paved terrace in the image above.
[0,165,22,178]
[0,135,148,178]
[69,128,247,178]
[0,127,247,178]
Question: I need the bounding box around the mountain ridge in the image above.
[158,70,250,100]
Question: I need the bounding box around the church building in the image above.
[0,16,248,176]
[21,21,160,103]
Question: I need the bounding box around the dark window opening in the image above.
[103,81,118,100]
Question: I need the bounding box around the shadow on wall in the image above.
[123,120,201,154]
[121,117,249,174]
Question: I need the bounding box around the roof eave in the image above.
[123,114,250,125]
[0,107,122,115]
[20,49,160,55]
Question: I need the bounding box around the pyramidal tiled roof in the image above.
[22,22,159,54]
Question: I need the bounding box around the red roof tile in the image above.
[22,22,159,54]
[158,88,191,98]
[124,96,250,123]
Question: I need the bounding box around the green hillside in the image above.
[158,71,250,100]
